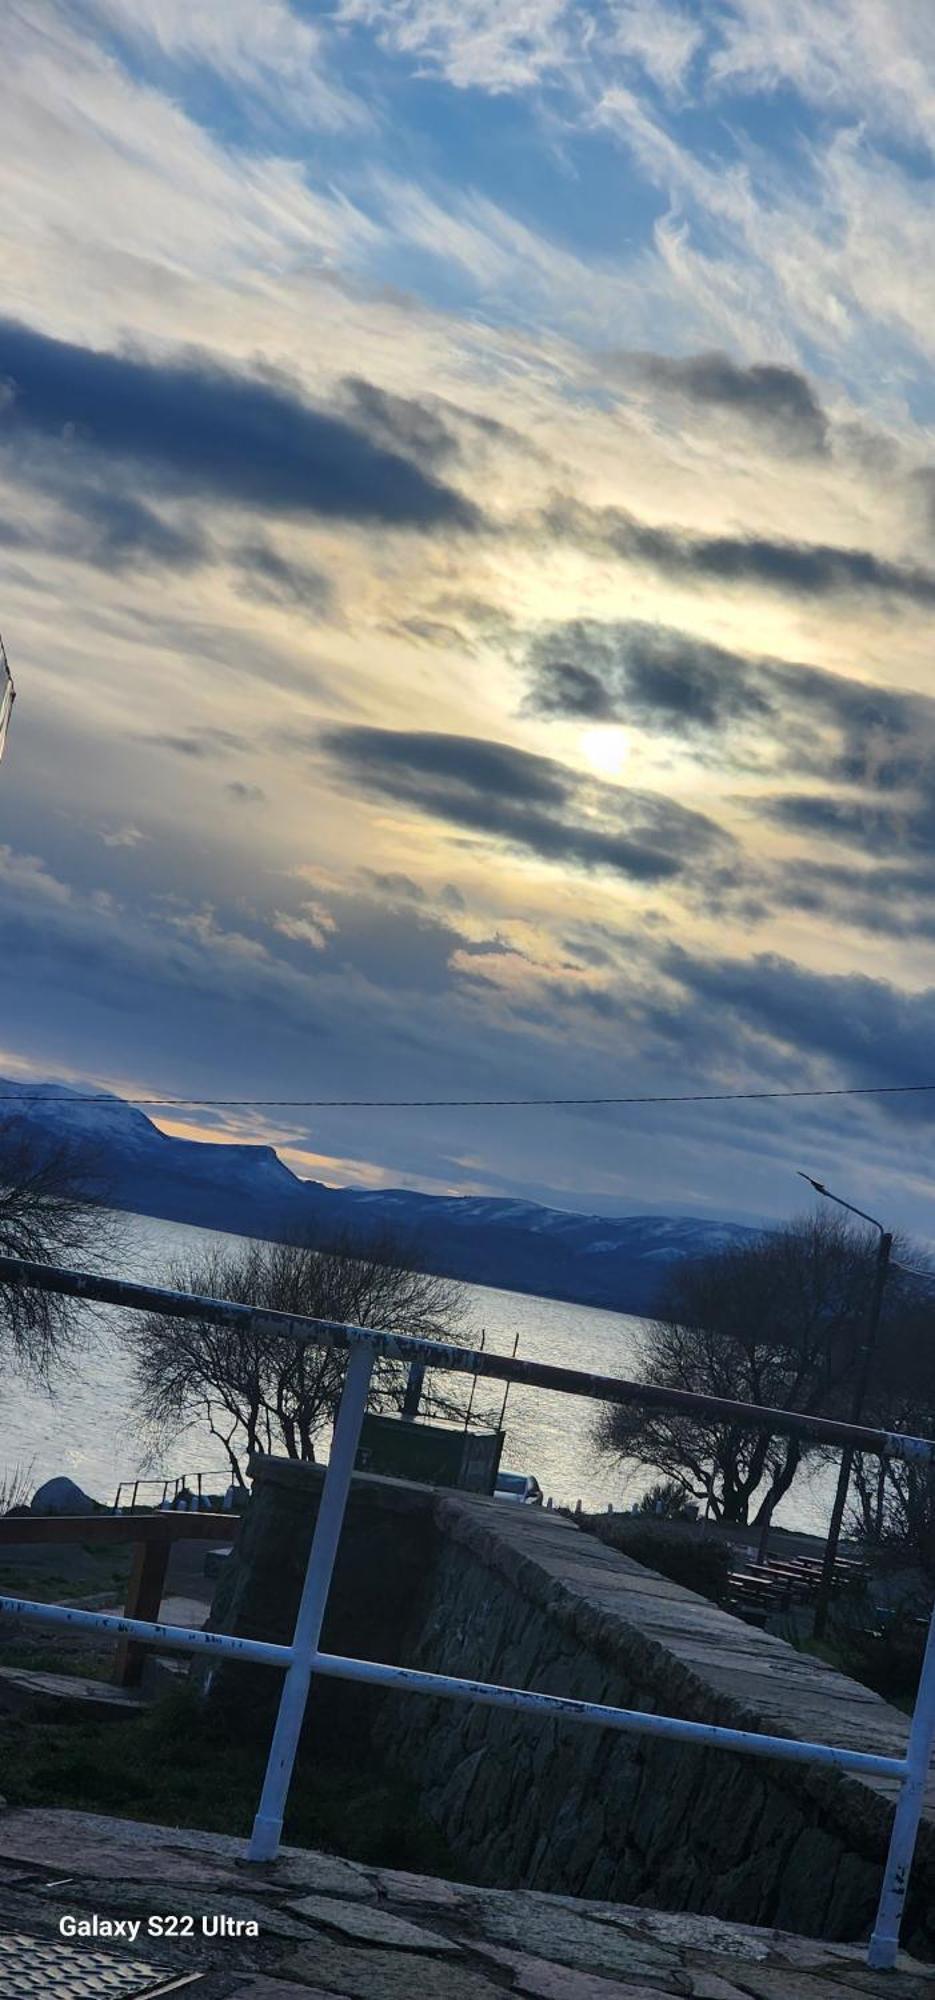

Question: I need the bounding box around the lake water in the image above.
[1,1209,835,1530]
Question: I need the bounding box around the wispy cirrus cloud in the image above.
[73,0,369,133]
[336,0,573,92]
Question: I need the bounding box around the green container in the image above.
[356,1414,504,1494]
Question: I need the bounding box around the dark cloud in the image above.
[359,869,428,903]
[388,616,475,650]
[55,487,209,572]
[234,543,334,614]
[327,728,569,808]
[226,781,267,805]
[0,320,479,530]
[430,595,517,644]
[628,350,828,454]
[764,789,935,857]
[457,931,524,960]
[543,496,935,607]
[320,725,727,884]
[527,620,770,733]
[771,858,935,941]
[145,728,250,760]
[526,617,935,792]
[339,378,526,470]
[386,594,517,656]
[339,378,459,468]
[664,945,935,1098]
[525,619,935,941]
[0,472,207,575]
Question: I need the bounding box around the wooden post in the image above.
[112,1534,171,1688]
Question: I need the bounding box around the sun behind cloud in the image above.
[578,726,631,781]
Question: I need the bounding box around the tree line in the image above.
[592,1210,935,1572]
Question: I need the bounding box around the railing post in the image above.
[247,1341,374,1863]
[867,1597,935,1969]
[113,1532,171,1687]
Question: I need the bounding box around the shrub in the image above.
[635,1479,699,1520]
[827,1600,928,1704]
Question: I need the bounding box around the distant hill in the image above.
[0,1080,761,1314]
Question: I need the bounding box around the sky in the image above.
[3,1,935,1234]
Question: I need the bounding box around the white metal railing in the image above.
[0,1255,933,1971]
[112,1470,237,1513]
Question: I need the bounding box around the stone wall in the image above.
[374,1496,935,1953]
[208,1459,935,1952]
[205,1454,435,1738]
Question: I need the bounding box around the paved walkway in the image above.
[0,1808,931,1999]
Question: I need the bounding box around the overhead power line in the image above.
[0,1083,934,1111]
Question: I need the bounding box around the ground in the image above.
[0,1806,932,1999]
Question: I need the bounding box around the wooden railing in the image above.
[0,1512,240,1686]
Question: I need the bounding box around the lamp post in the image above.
[797,1174,892,1642]
[0,633,15,763]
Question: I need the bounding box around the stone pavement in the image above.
[0,1807,932,1999]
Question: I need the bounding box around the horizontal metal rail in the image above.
[0,1591,909,1780]
[0,1595,291,1668]
[311,1649,911,1781]
[0,1254,931,1464]
[0,1254,933,1970]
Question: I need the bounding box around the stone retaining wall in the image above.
[205,1455,435,1736]
[376,1494,935,1953]
[209,1459,935,1952]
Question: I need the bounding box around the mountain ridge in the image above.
[0,1080,762,1314]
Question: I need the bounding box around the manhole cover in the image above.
[0,1931,200,1999]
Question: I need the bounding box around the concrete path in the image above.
[0,1807,930,1998]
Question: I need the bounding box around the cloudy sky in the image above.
[3,0,935,1232]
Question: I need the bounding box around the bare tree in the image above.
[122,1228,476,1486]
[593,1212,894,1525]
[0,1120,117,1385]
[0,1459,36,1515]
[849,1270,935,1575]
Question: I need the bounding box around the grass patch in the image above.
[0,1640,113,1679]
[0,1684,457,1875]
[0,1547,133,1603]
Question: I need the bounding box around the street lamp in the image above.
[797,1173,893,1640]
[0,634,15,763]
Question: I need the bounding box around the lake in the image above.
[0,1208,835,1530]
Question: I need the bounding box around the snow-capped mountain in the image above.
[0,1080,760,1313]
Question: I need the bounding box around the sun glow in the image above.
[578,726,631,780]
